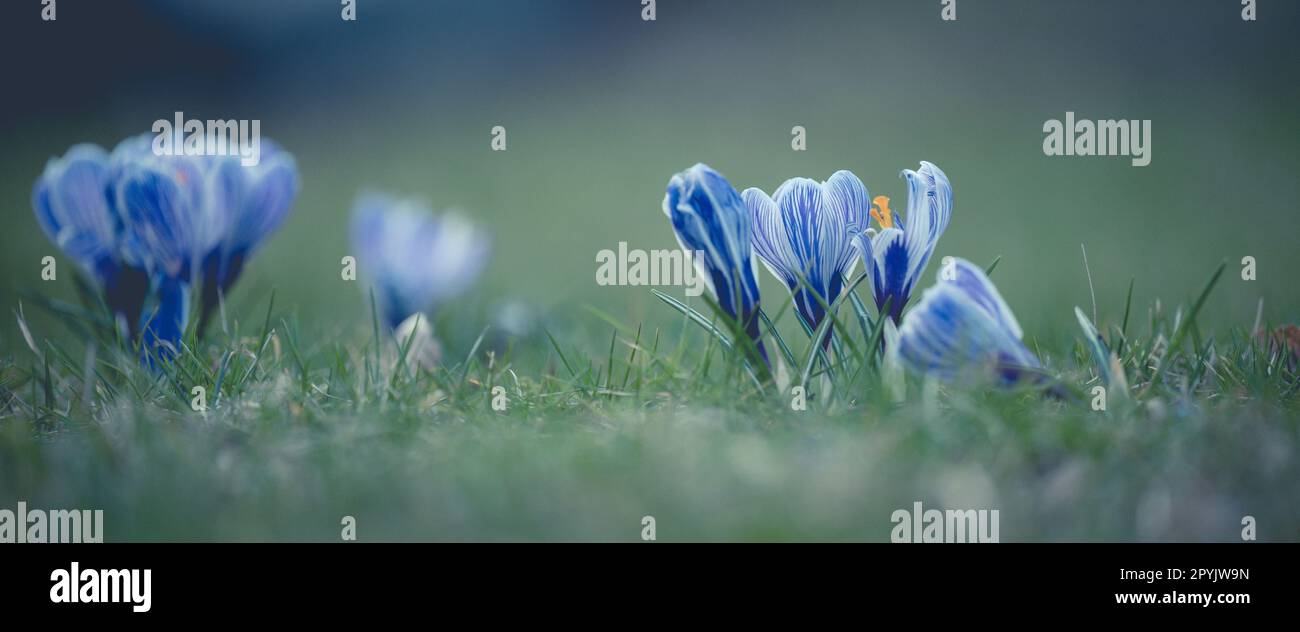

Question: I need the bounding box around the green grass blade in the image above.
[1146,261,1226,394]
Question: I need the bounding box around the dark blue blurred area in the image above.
[2,0,629,135]
[6,0,1294,133]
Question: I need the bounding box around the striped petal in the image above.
[945,257,1023,339]
[868,226,909,323]
[900,161,952,291]
[112,153,206,282]
[664,165,761,320]
[31,144,118,283]
[746,187,796,288]
[745,170,868,331]
[664,164,765,358]
[215,139,299,268]
[821,170,871,276]
[857,161,954,323]
[198,141,300,330]
[897,257,1038,385]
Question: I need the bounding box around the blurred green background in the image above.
[1,0,1297,544]
[1,0,1296,350]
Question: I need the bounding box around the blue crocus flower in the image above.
[744,170,869,334]
[32,144,151,332]
[110,138,210,359]
[853,161,953,324]
[350,192,491,331]
[199,140,300,329]
[664,163,766,361]
[33,145,117,281]
[896,257,1040,385]
[34,133,297,364]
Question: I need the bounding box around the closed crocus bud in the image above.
[663,163,766,363]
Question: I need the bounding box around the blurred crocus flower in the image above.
[32,143,151,331]
[198,140,300,330]
[34,133,298,364]
[853,161,953,324]
[663,164,766,360]
[897,257,1040,385]
[350,192,491,331]
[744,171,869,334]
[491,298,537,339]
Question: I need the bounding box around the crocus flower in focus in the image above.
[896,257,1041,385]
[853,161,953,324]
[663,163,766,362]
[744,170,869,335]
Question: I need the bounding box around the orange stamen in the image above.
[870,195,894,229]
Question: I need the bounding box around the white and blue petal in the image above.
[107,141,214,357]
[214,139,299,268]
[946,257,1023,339]
[111,152,206,282]
[33,142,156,339]
[664,164,762,321]
[821,170,872,275]
[865,226,909,322]
[350,192,491,330]
[197,140,300,329]
[745,187,796,289]
[855,161,953,323]
[774,178,833,327]
[744,170,868,331]
[31,144,118,282]
[897,257,1038,385]
[900,161,952,289]
[664,164,766,358]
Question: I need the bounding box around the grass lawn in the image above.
[3,261,1296,542]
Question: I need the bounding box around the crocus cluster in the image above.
[33,134,299,361]
[662,161,1041,387]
